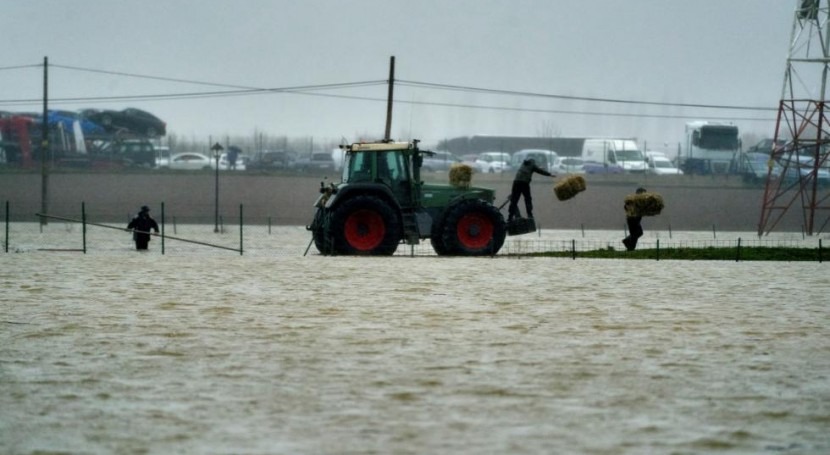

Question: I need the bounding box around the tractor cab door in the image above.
[377,151,413,208]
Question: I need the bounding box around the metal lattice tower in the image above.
[758,0,830,235]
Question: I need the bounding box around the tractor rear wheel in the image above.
[329,195,401,255]
[441,199,506,256]
[430,216,450,256]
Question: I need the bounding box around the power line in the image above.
[397,80,779,112]
[0,63,42,72]
[0,62,776,121]
[51,63,387,93]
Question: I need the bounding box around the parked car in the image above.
[558,157,586,174]
[740,152,780,184]
[110,139,156,167]
[422,151,462,172]
[647,155,683,175]
[510,149,560,174]
[475,151,512,173]
[583,161,624,174]
[293,152,336,172]
[779,155,830,184]
[218,152,247,171]
[46,110,106,136]
[82,108,166,137]
[163,152,213,171]
[154,146,171,168]
[460,154,479,168]
[247,150,293,171]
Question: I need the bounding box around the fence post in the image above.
[4,200,8,253]
[736,237,742,262]
[712,224,717,239]
[239,204,244,256]
[571,239,576,260]
[82,202,87,254]
[656,239,659,261]
[820,239,823,263]
[268,216,272,235]
[161,202,165,255]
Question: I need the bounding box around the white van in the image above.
[581,139,646,173]
[511,149,560,174]
[475,152,512,173]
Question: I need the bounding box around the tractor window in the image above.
[378,151,404,185]
[347,152,372,182]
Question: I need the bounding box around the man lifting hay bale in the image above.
[623,187,664,251]
[508,158,555,222]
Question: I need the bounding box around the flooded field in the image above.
[2,227,830,454]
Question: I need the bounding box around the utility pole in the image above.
[40,56,49,227]
[758,0,830,235]
[384,56,395,141]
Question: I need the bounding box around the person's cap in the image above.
[635,187,647,194]
[140,205,150,212]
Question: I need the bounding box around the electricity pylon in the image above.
[758,0,830,235]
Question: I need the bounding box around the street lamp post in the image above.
[211,142,223,233]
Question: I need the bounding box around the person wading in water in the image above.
[126,205,159,251]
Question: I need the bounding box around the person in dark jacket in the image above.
[508,158,554,222]
[622,187,647,251]
[126,205,159,250]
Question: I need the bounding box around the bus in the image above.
[681,121,741,174]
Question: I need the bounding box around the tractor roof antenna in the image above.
[384,56,395,142]
[758,0,830,236]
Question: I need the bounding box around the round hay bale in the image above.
[624,192,664,216]
[449,163,473,188]
[553,175,587,201]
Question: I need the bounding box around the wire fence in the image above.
[3,200,828,259]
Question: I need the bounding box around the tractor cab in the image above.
[340,141,422,208]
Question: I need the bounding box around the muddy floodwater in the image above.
[2,227,830,454]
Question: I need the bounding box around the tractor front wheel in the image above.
[329,195,401,255]
[310,208,331,254]
[441,199,506,256]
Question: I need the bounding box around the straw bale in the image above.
[553,175,587,201]
[624,192,664,217]
[449,163,473,188]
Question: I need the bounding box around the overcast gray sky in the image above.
[0,0,796,150]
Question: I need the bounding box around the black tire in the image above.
[328,195,401,255]
[311,208,334,254]
[441,199,506,256]
[430,216,450,256]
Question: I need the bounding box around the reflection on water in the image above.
[2,230,830,454]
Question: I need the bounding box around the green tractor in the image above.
[307,140,534,256]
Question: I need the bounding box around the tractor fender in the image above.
[324,183,402,214]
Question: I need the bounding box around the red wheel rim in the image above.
[456,212,493,249]
[344,209,386,251]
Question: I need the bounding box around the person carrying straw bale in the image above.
[622,187,664,251]
[508,158,556,222]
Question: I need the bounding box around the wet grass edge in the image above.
[519,246,825,261]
